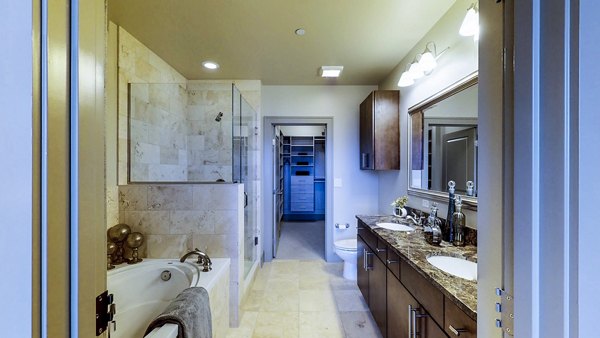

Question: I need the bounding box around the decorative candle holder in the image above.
[107,223,131,265]
[107,241,117,270]
[126,232,144,264]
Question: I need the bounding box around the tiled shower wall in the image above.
[118,183,245,326]
[186,82,234,181]
[129,83,189,181]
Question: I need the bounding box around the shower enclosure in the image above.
[127,82,259,278]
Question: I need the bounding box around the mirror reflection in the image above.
[409,75,478,198]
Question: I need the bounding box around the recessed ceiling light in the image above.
[202,61,219,70]
[319,66,343,78]
[295,28,306,36]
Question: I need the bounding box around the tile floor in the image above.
[226,259,382,338]
[275,221,325,260]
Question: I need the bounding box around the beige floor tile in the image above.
[266,273,300,292]
[228,260,381,338]
[333,289,369,312]
[270,259,300,276]
[242,291,264,311]
[299,272,331,290]
[260,289,299,312]
[339,311,382,338]
[253,311,299,338]
[299,311,345,338]
[225,327,253,338]
[238,311,259,329]
[299,290,337,312]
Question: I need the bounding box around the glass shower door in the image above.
[233,85,259,278]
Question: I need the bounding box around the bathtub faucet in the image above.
[180,248,212,272]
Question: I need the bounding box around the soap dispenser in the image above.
[446,180,456,242]
[424,203,442,246]
[452,195,466,246]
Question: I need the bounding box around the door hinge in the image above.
[494,288,514,336]
[96,290,116,336]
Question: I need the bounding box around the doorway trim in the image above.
[262,117,334,262]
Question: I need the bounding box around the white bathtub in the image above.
[107,258,230,338]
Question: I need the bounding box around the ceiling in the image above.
[108,0,455,85]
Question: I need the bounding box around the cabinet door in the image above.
[357,235,369,303]
[388,270,447,338]
[444,297,476,338]
[373,91,400,170]
[369,254,387,338]
[359,92,374,169]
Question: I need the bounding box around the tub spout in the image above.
[180,248,212,272]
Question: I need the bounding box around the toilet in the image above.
[334,238,358,280]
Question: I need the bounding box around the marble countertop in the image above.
[356,215,477,321]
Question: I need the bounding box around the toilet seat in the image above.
[334,239,357,251]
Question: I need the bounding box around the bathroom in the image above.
[3,0,597,338]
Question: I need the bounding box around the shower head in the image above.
[215,112,223,122]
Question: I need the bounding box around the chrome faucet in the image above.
[406,212,425,226]
[180,248,212,272]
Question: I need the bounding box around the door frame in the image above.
[262,117,334,262]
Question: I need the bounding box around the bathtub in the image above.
[107,258,230,338]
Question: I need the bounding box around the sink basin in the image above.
[426,255,477,281]
[375,222,415,232]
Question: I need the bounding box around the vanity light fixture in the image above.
[459,3,479,39]
[398,42,447,88]
[202,61,220,70]
[319,66,343,78]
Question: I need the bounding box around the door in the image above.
[441,127,476,194]
[272,129,282,257]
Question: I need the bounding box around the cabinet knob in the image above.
[386,259,398,264]
[376,247,387,253]
[449,324,468,336]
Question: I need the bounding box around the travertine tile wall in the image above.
[118,183,244,326]
[129,83,189,182]
[186,82,234,182]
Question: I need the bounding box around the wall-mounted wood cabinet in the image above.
[359,90,400,170]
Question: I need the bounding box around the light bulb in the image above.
[408,62,425,80]
[459,6,479,37]
[397,71,414,87]
[418,52,437,73]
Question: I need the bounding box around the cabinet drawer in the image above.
[357,223,376,250]
[290,184,313,194]
[291,193,314,203]
[445,296,477,338]
[400,260,444,325]
[291,202,314,212]
[386,249,401,280]
[291,176,314,185]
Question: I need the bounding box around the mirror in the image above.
[408,73,478,207]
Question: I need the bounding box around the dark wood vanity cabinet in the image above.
[357,219,477,338]
[359,90,400,170]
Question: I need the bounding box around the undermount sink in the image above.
[426,255,477,281]
[375,222,415,232]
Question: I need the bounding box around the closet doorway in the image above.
[262,117,334,262]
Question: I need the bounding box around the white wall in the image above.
[378,0,479,228]
[262,85,379,246]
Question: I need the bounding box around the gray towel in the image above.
[144,287,212,338]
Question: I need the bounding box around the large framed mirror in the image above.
[408,72,478,209]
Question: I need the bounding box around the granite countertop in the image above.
[356,215,477,321]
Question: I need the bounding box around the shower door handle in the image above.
[244,192,248,208]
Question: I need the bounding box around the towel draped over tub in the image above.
[144,287,212,338]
